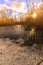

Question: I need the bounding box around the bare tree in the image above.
[0,11,7,18]
[25,0,31,12]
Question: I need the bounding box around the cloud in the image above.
[0,1,27,13]
[0,1,27,19]
[10,1,27,13]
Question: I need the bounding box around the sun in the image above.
[32,12,37,18]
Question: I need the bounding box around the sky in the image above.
[0,0,42,19]
[0,0,42,14]
[0,0,42,6]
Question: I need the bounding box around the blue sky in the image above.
[0,0,42,6]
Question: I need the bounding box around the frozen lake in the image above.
[0,25,25,38]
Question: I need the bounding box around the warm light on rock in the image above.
[29,28,35,36]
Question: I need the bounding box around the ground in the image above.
[0,38,43,65]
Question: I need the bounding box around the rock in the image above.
[40,62,43,65]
